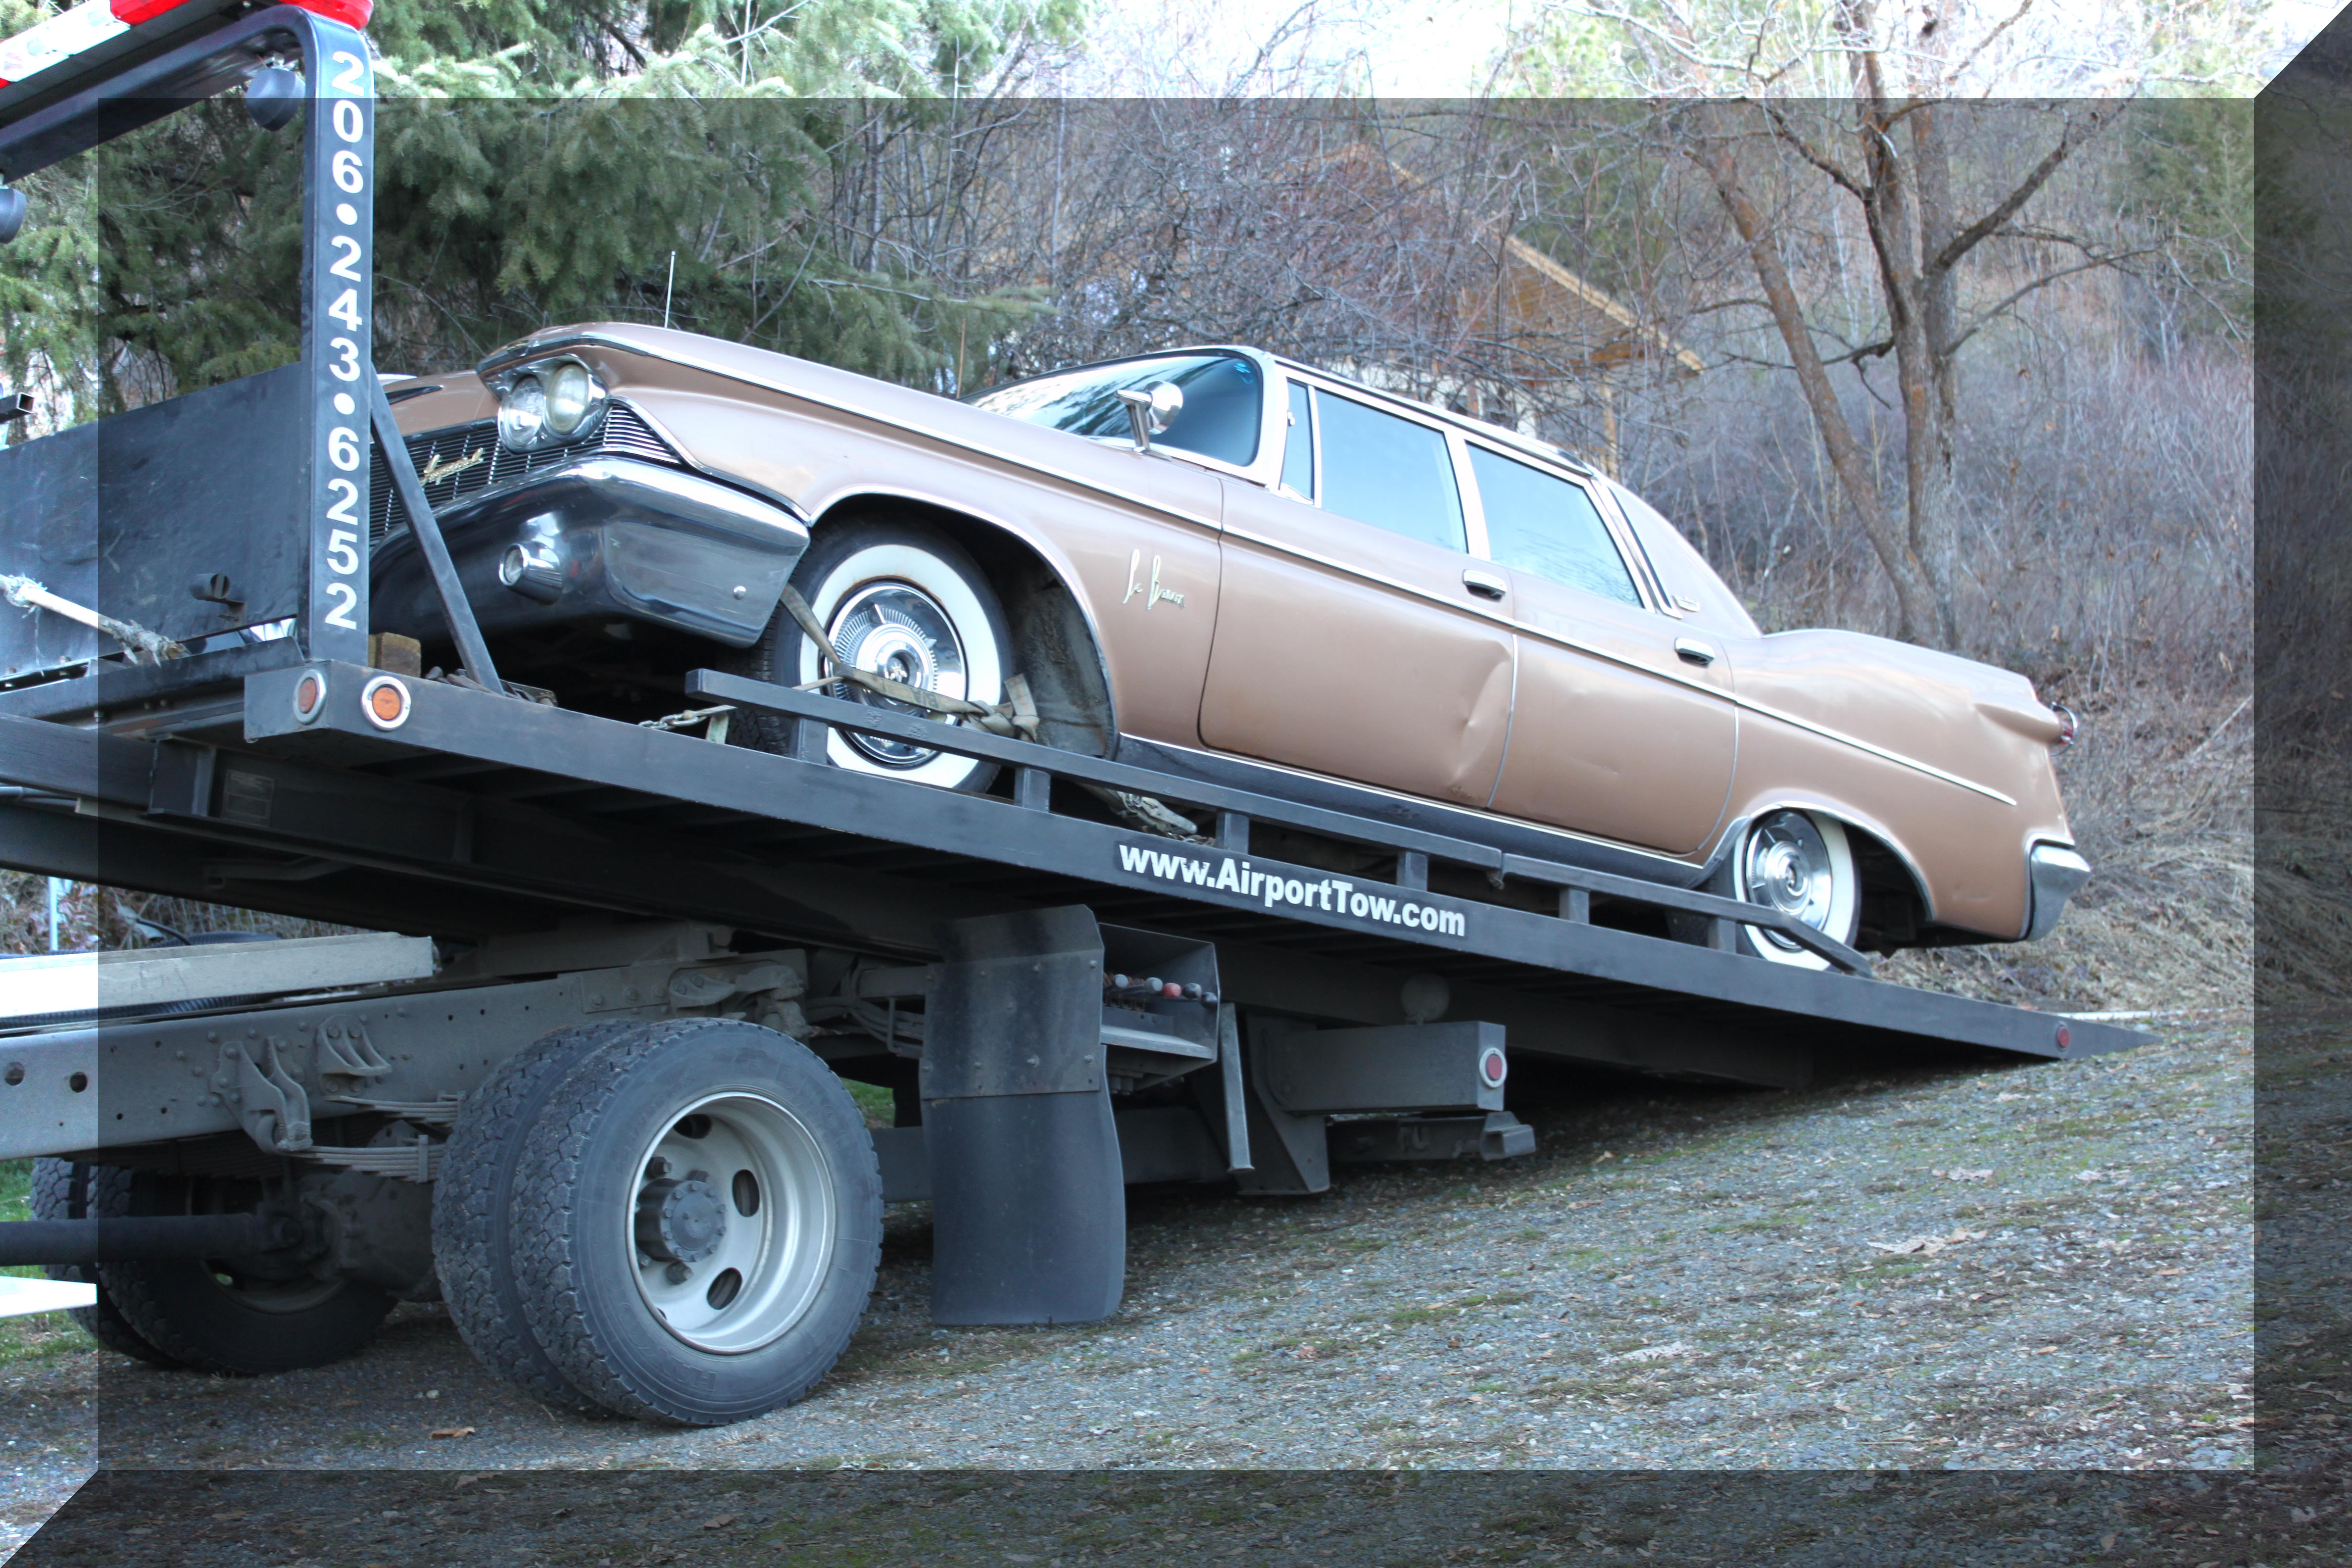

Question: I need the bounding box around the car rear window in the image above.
[1468,444,1640,605]
[1314,389,1466,552]
[1606,479,1760,635]
[970,354,1263,466]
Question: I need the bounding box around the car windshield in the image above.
[969,354,1263,466]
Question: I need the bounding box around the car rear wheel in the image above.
[729,518,1008,793]
[1734,809,1859,969]
[509,1018,882,1425]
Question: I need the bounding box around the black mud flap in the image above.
[923,906,1124,1326]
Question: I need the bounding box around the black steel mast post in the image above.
[292,10,374,670]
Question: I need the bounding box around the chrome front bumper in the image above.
[2025,843,2093,940]
[370,456,810,647]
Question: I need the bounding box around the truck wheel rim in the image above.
[825,581,969,769]
[1741,809,1836,951]
[625,1092,836,1355]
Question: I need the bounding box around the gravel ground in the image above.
[10,1463,2344,1567]
[0,1015,2262,1560]
[2251,1009,2351,1476]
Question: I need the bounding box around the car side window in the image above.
[1279,382,1315,498]
[1468,444,1640,606]
[1313,388,1466,552]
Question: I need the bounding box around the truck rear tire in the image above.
[434,1021,654,1417]
[95,1168,395,1375]
[28,1158,183,1368]
[509,1018,882,1425]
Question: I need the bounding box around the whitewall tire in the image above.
[1734,809,1859,970]
[731,519,1009,793]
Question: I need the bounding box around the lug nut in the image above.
[664,1262,691,1285]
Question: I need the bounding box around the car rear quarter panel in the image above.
[474,333,1228,749]
[1722,629,2072,939]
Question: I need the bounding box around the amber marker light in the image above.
[291,670,327,724]
[360,674,411,731]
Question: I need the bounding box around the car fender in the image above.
[1702,796,1939,928]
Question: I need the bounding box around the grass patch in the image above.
[839,1080,895,1127]
[1385,1289,1533,1326]
[0,1158,101,1367]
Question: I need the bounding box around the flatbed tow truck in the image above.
[0,2,2142,1424]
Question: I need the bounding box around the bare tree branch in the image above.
[1928,107,2107,277]
[1757,102,1867,200]
[1942,245,2172,354]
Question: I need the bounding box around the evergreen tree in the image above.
[0,0,1085,421]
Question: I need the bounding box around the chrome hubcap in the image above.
[1743,810,1836,951]
[626,1093,835,1354]
[824,582,968,768]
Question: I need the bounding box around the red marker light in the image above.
[2055,1026,2072,1051]
[110,0,200,22]
[1161,982,1183,999]
[285,0,373,25]
[115,0,373,21]
[1478,1046,1508,1088]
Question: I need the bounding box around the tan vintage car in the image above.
[369,327,2091,967]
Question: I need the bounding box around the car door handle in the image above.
[1462,568,1507,601]
[1673,637,1717,666]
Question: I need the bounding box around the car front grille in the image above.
[368,402,682,548]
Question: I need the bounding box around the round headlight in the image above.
[498,376,546,450]
[544,361,597,439]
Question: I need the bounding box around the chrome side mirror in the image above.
[1115,381,1184,451]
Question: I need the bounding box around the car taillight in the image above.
[2051,703,2078,748]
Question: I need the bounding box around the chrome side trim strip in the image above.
[1126,735,1712,884]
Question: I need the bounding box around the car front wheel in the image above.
[729,518,1009,793]
[1734,808,1859,969]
